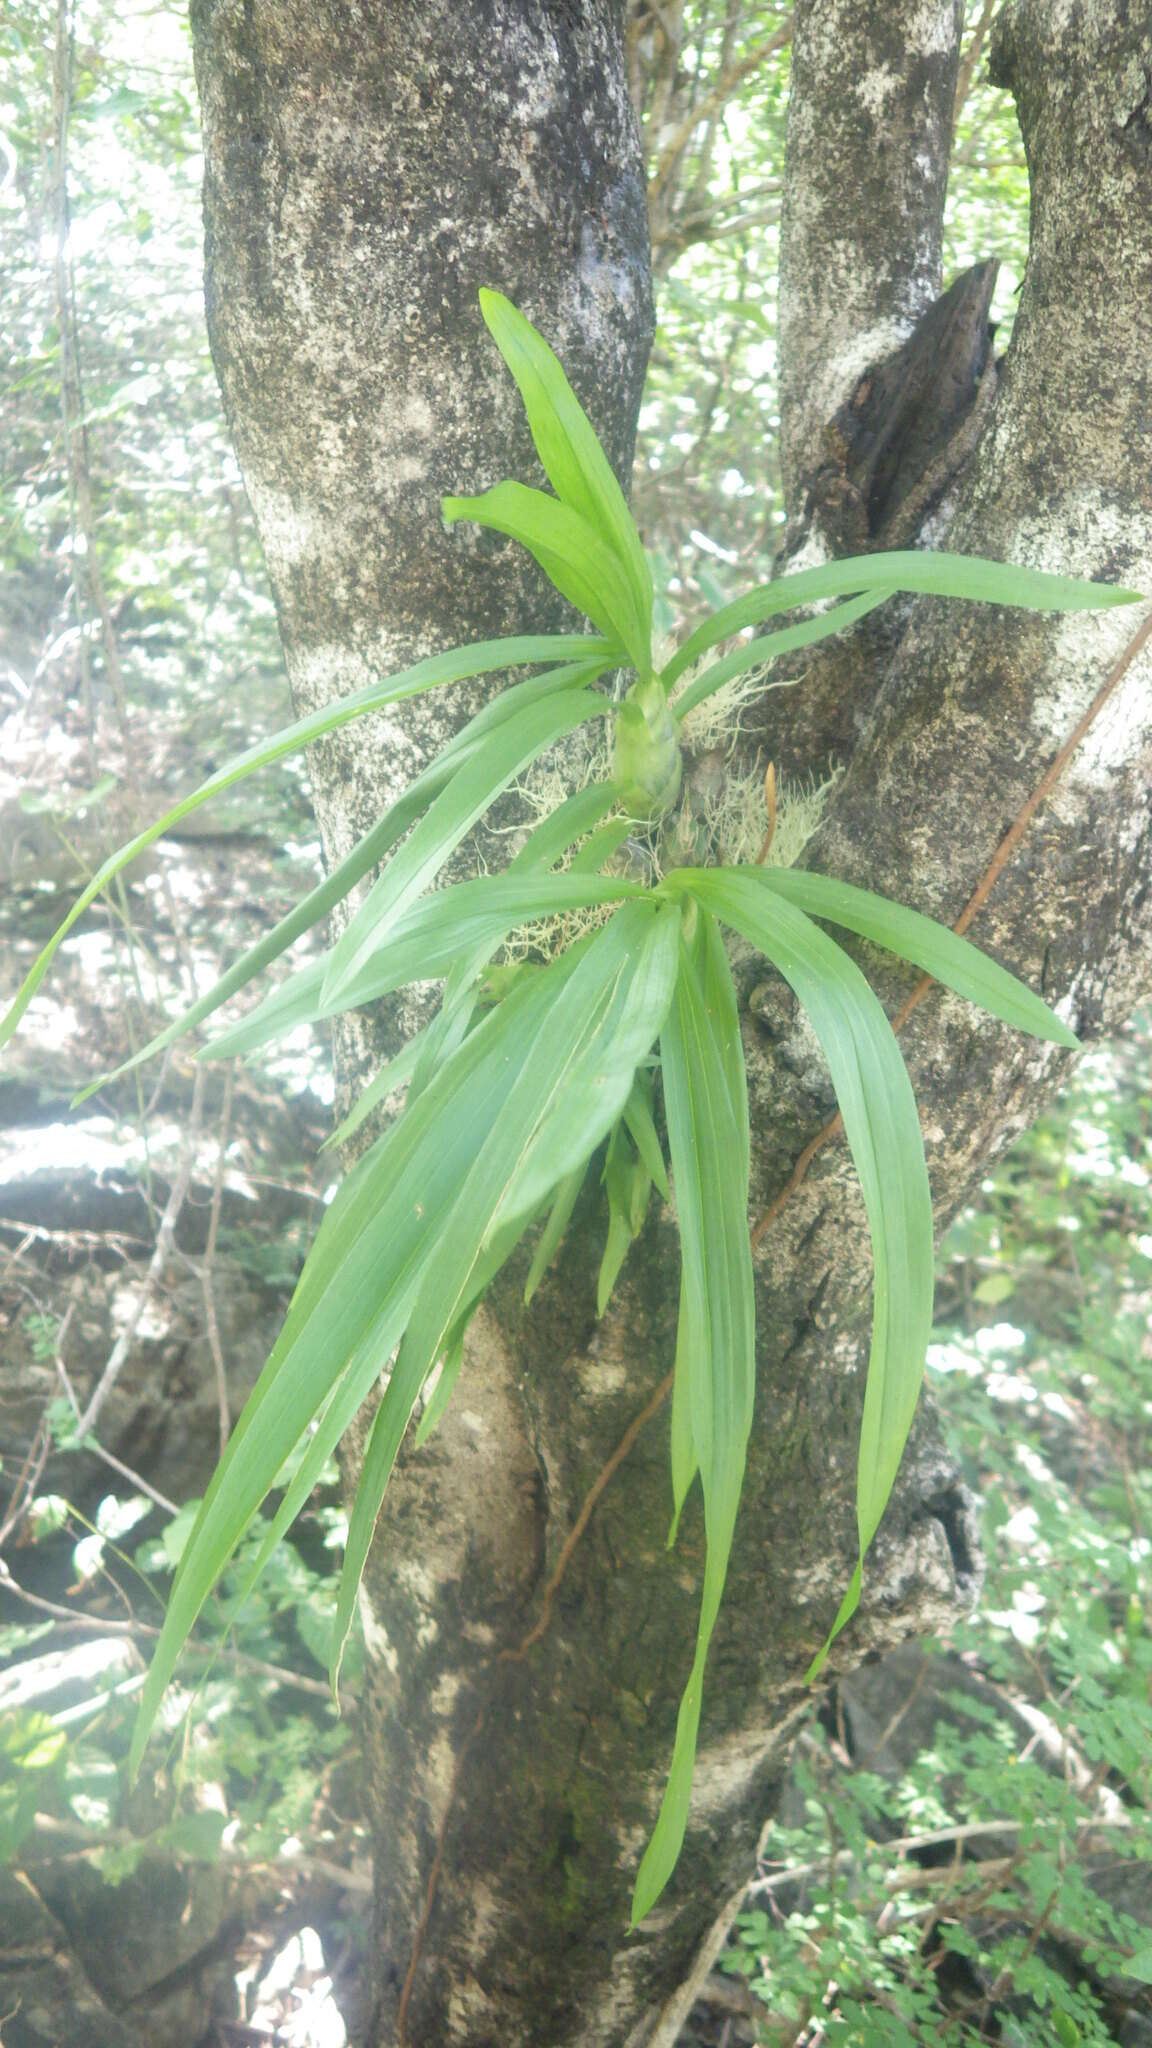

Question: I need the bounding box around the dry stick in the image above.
[72,1065,207,1441]
[746,1813,1134,1901]
[0,1299,77,1545]
[54,1351,180,1516]
[505,1368,677,1663]
[27,1811,372,1894]
[396,604,1152,2033]
[395,1371,676,2041]
[0,1411,53,1551]
[394,1706,487,2041]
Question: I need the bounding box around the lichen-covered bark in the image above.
[767,0,972,781]
[190,0,650,878]
[188,0,1152,2043]
[777,0,964,521]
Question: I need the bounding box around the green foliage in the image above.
[719,1009,1152,2043]
[0,1708,67,1864]
[0,1472,357,1885]
[3,294,1136,1921]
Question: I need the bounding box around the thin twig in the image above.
[72,1065,206,1441]
[502,1371,675,1663]
[395,1708,486,2043]
[0,1559,333,1700]
[953,0,998,130]
[28,1812,372,1894]
[649,18,793,202]
[55,1337,181,1515]
[747,1812,1134,1899]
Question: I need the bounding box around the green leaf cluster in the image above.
[2,293,1138,1921]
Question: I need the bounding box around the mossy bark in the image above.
[189,1,1152,2042]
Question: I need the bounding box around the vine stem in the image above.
[396,602,1152,2035]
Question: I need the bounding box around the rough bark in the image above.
[188,1,1152,2044]
[777,0,964,524]
[767,0,983,782]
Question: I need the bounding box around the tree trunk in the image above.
[189,1,1152,2042]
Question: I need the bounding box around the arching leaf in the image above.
[479,289,653,646]
[632,926,756,1925]
[3,635,611,1059]
[443,481,650,675]
[662,551,1143,690]
[676,870,935,1679]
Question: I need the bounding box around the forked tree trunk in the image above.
[189,1,1152,2041]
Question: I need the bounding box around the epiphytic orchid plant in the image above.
[4,292,1139,1921]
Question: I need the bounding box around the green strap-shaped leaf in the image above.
[443,481,651,677]
[663,913,741,1549]
[633,928,756,1924]
[662,551,1143,690]
[405,782,620,1104]
[526,1071,665,1312]
[225,1190,541,1703]
[321,1028,431,1153]
[623,1069,670,1202]
[75,660,606,1102]
[322,689,612,1007]
[524,783,621,862]
[670,589,890,721]
[1,634,612,1054]
[332,900,683,1679]
[201,958,327,1062]
[597,1121,651,1317]
[413,1320,471,1449]
[205,870,648,1058]
[664,911,741,1555]
[495,902,681,1235]
[695,909,749,1184]
[478,289,653,649]
[677,870,936,1681]
[127,951,588,1778]
[524,1160,590,1302]
[750,869,1079,1047]
[330,870,647,1013]
[667,1271,698,1549]
[566,818,634,874]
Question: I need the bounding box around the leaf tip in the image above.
[803,1642,830,1686]
[629,1874,658,1929]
